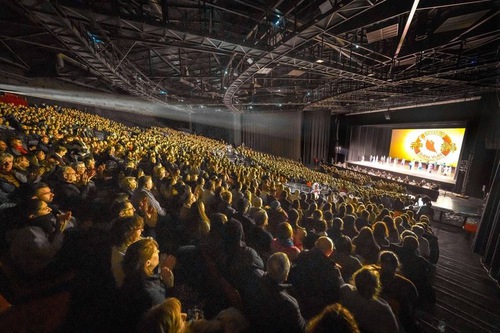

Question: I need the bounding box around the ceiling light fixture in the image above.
[256,67,273,74]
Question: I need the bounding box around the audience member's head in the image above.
[139,297,187,333]
[306,303,360,333]
[122,238,160,279]
[0,152,14,172]
[267,252,291,283]
[315,236,334,257]
[276,222,294,241]
[402,235,419,251]
[378,250,400,278]
[352,266,381,300]
[110,199,136,218]
[254,209,268,228]
[109,215,144,247]
[335,235,354,255]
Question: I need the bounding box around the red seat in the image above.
[0,255,75,304]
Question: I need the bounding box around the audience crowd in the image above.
[0,101,439,333]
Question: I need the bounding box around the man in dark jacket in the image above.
[245,252,306,333]
[289,236,344,319]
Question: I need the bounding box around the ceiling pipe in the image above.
[345,96,482,116]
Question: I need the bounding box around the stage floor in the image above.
[346,161,484,217]
[434,191,484,216]
[348,161,457,185]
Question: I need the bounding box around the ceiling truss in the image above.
[0,0,497,115]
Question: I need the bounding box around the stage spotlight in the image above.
[384,112,391,120]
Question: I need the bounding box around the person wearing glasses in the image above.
[0,152,27,201]
[52,165,92,218]
[8,198,72,276]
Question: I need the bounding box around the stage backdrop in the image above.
[389,128,465,167]
[347,126,392,162]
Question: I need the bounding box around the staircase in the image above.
[418,224,500,333]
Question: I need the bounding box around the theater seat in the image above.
[0,291,71,333]
[0,294,11,314]
[0,255,75,304]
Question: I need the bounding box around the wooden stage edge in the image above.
[346,161,457,187]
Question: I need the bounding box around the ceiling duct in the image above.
[287,69,305,77]
[366,24,399,43]
[256,67,273,75]
[319,1,333,14]
[434,10,489,34]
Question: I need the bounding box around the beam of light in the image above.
[394,0,420,59]
[0,83,237,130]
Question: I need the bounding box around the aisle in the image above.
[418,223,500,333]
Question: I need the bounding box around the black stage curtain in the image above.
[241,111,301,161]
[473,154,500,283]
[302,110,331,165]
[348,126,392,162]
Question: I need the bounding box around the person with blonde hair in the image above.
[139,297,188,333]
[120,176,138,197]
[140,297,249,333]
[306,303,360,333]
[248,196,263,220]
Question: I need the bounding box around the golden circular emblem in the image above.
[409,130,456,162]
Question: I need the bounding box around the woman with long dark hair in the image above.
[352,227,380,265]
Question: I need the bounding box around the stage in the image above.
[347,160,457,186]
[343,160,485,224]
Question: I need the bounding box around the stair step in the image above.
[438,253,488,275]
[417,309,460,333]
[435,289,500,329]
[433,298,499,333]
[433,275,500,304]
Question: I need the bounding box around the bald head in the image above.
[315,236,334,257]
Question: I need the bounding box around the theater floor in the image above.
[420,220,500,333]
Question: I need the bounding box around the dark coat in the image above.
[289,247,343,319]
[119,274,166,332]
[245,274,306,333]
